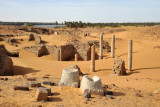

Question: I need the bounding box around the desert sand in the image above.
[0,25,160,107]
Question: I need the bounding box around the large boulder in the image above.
[112,58,127,76]
[0,56,13,76]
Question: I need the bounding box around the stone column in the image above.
[75,54,78,61]
[99,34,103,59]
[59,48,62,61]
[128,40,132,71]
[111,35,115,58]
[90,45,95,72]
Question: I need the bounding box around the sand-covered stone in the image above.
[80,75,104,96]
[59,69,80,88]
[112,58,127,76]
[35,88,48,101]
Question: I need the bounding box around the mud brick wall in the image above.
[60,44,75,61]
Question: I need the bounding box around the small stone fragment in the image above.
[106,95,114,99]
[35,88,48,101]
[83,93,91,98]
[14,86,29,91]
[136,93,142,97]
[111,84,116,86]
[26,81,41,88]
[43,81,54,86]
[27,78,36,81]
[37,87,52,96]
[85,98,91,101]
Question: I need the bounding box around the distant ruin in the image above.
[23,41,104,61]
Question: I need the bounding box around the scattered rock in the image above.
[43,81,54,86]
[111,84,116,86]
[136,93,142,97]
[14,86,29,91]
[35,88,48,101]
[26,81,41,88]
[85,98,91,101]
[103,85,108,88]
[83,93,91,98]
[112,58,127,76]
[37,87,51,96]
[0,78,8,81]
[106,95,114,99]
[27,78,36,81]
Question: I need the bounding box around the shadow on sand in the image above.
[96,69,112,72]
[13,65,40,75]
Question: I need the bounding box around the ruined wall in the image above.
[73,42,91,61]
[23,45,48,57]
[0,56,13,76]
[46,45,59,60]
[60,44,75,61]
[0,45,8,56]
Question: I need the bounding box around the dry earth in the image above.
[0,25,160,107]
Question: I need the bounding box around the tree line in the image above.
[0,21,160,28]
[0,21,57,26]
[64,21,160,28]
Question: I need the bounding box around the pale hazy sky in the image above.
[0,0,160,23]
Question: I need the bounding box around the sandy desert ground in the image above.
[0,25,160,107]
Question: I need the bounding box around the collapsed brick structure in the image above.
[23,41,93,61]
[23,40,110,61]
[0,45,16,76]
[28,34,41,44]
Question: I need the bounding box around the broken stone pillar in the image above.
[99,34,103,59]
[80,75,104,95]
[34,35,41,44]
[35,88,48,101]
[75,54,78,61]
[59,48,62,61]
[0,56,13,76]
[90,45,95,72]
[112,58,126,76]
[128,40,132,71]
[111,35,115,58]
[59,69,80,88]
